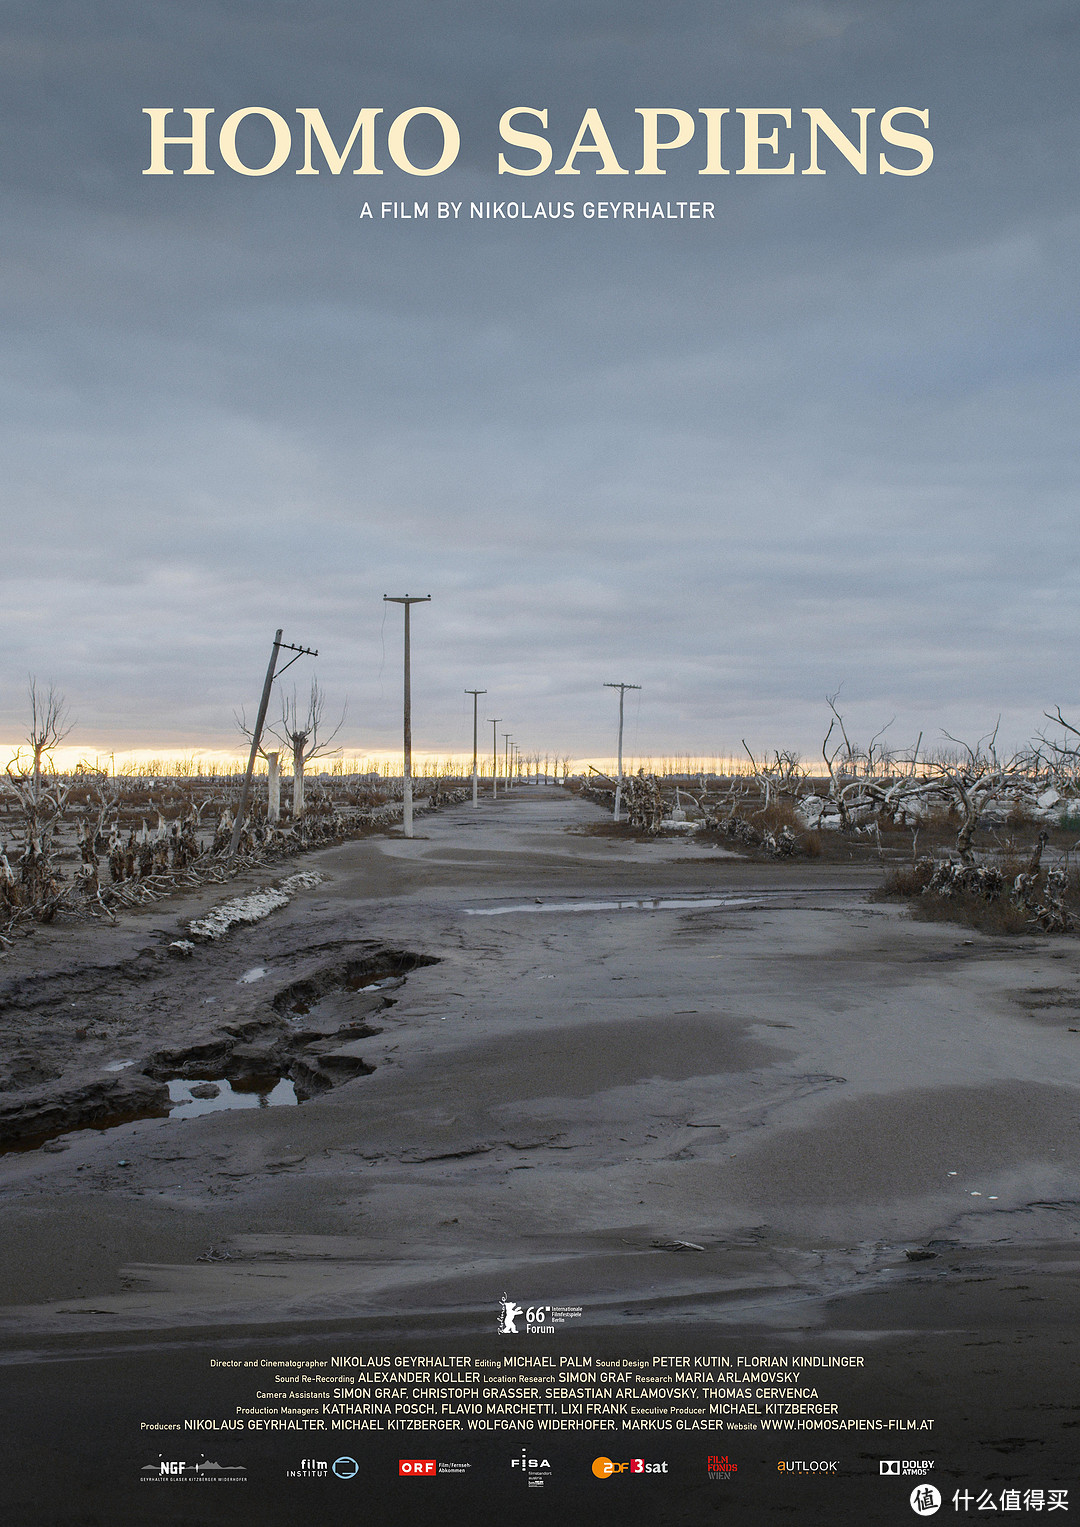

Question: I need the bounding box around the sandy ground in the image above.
[0,786,1077,1523]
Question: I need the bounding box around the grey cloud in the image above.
[0,1,1078,762]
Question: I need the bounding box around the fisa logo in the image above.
[511,1451,552,1488]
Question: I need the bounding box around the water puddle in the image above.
[274,953,436,1020]
[167,1077,297,1117]
[463,896,765,917]
[4,1074,299,1154]
[286,975,402,1018]
[4,945,435,1156]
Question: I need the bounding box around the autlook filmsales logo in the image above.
[776,1459,839,1474]
[592,1456,669,1477]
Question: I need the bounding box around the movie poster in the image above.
[1,4,1076,1524]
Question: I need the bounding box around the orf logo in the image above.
[399,1460,436,1476]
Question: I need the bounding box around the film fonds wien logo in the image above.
[592,1457,669,1477]
[708,1455,738,1480]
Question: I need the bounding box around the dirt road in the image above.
[0,786,1077,1523]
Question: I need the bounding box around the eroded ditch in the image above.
[0,947,439,1152]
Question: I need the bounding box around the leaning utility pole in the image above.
[487,718,502,799]
[465,689,487,807]
[229,628,318,860]
[384,594,431,838]
[604,681,641,823]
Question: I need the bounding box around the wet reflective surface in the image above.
[166,1077,297,1117]
[463,895,764,916]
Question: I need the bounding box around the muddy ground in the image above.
[0,785,1077,1524]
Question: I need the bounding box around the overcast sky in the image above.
[1,0,1077,766]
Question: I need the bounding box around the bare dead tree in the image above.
[819,695,931,828]
[919,723,1032,864]
[9,679,73,801]
[0,681,77,924]
[741,741,808,814]
[821,693,857,829]
[265,680,346,818]
[1037,707,1080,795]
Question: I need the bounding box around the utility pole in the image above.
[465,689,486,807]
[604,681,641,823]
[384,594,431,838]
[229,628,318,860]
[487,718,502,799]
[503,733,512,792]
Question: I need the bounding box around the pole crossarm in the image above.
[274,641,319,679]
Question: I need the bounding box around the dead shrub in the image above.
[875,855,1080,936]
[872,861,935,900]
[908,890,1034,935]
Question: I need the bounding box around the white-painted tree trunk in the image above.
[291,740,305,817]
[267,751,280,824]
